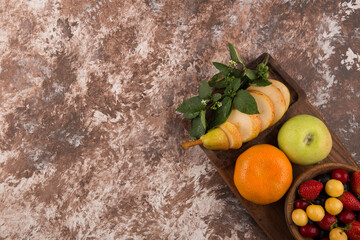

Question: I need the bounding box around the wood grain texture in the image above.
[199,54,358,240]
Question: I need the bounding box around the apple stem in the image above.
[182,139,203,149]
[303,134,314,145]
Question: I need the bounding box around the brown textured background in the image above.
[0,0,359,239]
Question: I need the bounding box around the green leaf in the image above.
[232,69,242,78]
[209,72,227,88]
[211,79,228,89]
[209,73,220,86]
[209,74,219,87]
[224,78,242,96]
[209,96,232,129]
[233,90,259,114]
[253,78,272,87]
[189,116,206,139]
[211,93,222,102]
[199,81,212,99]
[231,78,242,92]
[200,110,206,129]
[245,69,257,80]
[213,62,229,72]
[184,111,200,119]
[224,83,233,96]
[241,80,251,90]
[228,43,245,68]
[176,96,203,113]
[228,43,240,63]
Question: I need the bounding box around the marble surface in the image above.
[0,0,359,239]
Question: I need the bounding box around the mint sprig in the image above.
[177,43,271,139]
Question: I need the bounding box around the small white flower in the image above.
[229,60,237,66]
[201,99,207,105]
[217,102,222,107]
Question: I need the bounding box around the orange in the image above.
[233,144,293,205]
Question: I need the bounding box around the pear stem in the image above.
[182,139,203,149]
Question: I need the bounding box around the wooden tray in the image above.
[196,53,358,240]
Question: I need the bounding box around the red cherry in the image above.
[294,199,311,210]
[339,210,356,223]
[300,224,320,238]
[332,169,349,183]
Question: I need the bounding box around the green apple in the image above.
[277,114,332,165]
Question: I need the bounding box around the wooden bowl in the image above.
[285,163,359,240]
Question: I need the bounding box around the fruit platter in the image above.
[177,44,358,240]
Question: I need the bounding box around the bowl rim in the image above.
[285,162,359,240]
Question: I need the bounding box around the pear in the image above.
[219,122,242,149]
[182,128,229,150]
[227,108,262,142]
[248,90,275,131]
[269,79,290,110]
[201,128,230,150]
[247,84,286,126]
[182,122,242,150]
[181,79,291,150]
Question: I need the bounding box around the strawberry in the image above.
[317,212,337,231]
[351,171,360,198]
[346,220,360,240]
[339,191,360,211]
[298,180,323,200]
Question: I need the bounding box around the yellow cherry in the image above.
[306,205,325,222]
[329,227,347,240]
[291,209,308,226]
[325,197,343,215]
[325,179,344,197]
